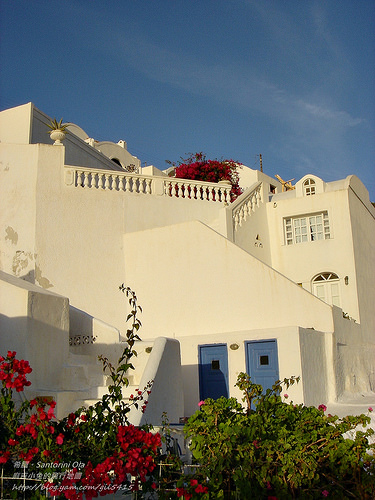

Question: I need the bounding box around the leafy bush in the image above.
[184,374,375,499]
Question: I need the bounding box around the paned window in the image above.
[284,212,330,245]
[312,273,340,307]
[303,178,316,196]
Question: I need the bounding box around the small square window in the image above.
[260,355,269,366]
[211,360,220,370]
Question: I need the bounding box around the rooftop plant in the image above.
[46,118,69,133]
[170,152,243,202]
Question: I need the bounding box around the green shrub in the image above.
[184,374,375,499]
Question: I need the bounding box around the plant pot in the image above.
[49,129,66,145]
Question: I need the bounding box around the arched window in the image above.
[303,178,316,196]
[312,272,340,307]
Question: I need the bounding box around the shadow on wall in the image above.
[181,364,200,417]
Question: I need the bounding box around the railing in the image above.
[164,178,231,203]
[64,167,232,204]
[67,167,153,194]
[231,182,262,230]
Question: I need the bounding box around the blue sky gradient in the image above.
[1,0,374,199]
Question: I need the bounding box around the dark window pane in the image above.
[211,360,220,370]
[260,355,269,366]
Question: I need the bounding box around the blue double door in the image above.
[199,340,279,401]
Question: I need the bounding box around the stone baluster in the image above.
[77,171,83,187]
[104,174,110,190]
[234,211,240,230]
[145,178,152,194]
[83,171,90,188]
[98,173,104,189]
[244,201,250,219]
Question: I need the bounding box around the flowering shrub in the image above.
[184,373,375,499]
[176,478,209,499]
[0,286,161,499]
[173,152,243,201]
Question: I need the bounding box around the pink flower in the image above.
[284,394,288,399]
[322,490,329,497]
[318,404,327,412]
[56,433,64,445]
[198,400,205,407]
[368,407,373,412]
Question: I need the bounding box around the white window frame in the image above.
[303,178,316,196]
[284,212,330,245]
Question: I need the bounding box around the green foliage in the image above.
[184,373,375,499]
[45,117,68,132]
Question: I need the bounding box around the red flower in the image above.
[0,452,10,464]
[16,425,25,436]
[67,413,76,427]
[195,483,208,493]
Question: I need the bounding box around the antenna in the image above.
[259,154,263,172]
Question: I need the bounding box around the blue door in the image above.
[199,344,229,400]
[246,340,279,392]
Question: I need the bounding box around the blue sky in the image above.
[1,0,374,199]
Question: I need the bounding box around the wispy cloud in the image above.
[74,1,372,187]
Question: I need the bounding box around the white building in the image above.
[0,103,374,423]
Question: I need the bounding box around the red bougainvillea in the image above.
[174,152,243,201]
[0,350,32,392]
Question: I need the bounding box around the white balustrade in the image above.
[66,166,232,204]
[164,178,231,203]
[231,183,262,230]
